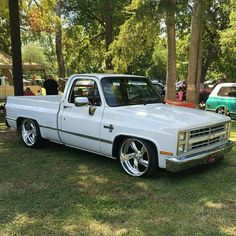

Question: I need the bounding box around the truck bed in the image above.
[6,95,62,142]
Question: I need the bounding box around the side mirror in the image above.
[74,97,89,107]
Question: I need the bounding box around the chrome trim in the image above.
[177,122,230,156]
[39,124,113,144]
[167,141,233,172]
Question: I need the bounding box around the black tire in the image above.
[20,119,43,148]
[119,137,158,177]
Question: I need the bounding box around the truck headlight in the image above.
[178,144,185,153]
[178,132,186,141]
[177,131,188,155]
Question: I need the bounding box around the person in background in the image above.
[43,75,59,95]
[177,87,184,101]
[31,74,36,85]
[24,87,35,96]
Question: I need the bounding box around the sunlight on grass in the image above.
[204,201,223,209]
[220,226,236,236]
[135,181,149,191]
[94,176,109,184]
[0,117,235,235]
[4,214,36,234]
[88,220,128,236]
[62,219,129,235]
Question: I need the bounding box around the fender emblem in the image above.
[104,124,114,132]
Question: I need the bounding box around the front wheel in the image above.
[20,119,43,148]
[119,138,158,177]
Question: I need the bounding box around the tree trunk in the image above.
[55,0,65,78]
[103,0,113,71]
[195,25,203,104]
[186,0,204,104]
[165,0,177,101]
[8,0,23,96]
[200,55,211,82]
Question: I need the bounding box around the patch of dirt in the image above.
[0,125,19,142]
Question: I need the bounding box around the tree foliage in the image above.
[110,0,162,77]
[0,0,10,53]
[219,0,236,80]
[3,0,235,88]
[22,42,48,64]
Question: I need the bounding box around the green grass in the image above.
[0,116,235,236]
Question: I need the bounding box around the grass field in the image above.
[0,116,235,236]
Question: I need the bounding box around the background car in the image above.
[205,83,236,119]
[151,80,165,96]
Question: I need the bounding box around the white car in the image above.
[5,74,233,177]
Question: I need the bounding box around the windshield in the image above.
[101,77,163,107]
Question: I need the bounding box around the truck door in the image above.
[58,78,103,153]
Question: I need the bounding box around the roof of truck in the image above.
[71,74,145,80]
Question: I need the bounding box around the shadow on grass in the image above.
[0,121,235,235]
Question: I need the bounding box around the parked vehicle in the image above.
[0,76,42,101]
[5,74,233,177]
[206,83,236,120]
[151,80,165,96]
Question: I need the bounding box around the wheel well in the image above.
[216,106,228,111]
[216,106,231,114]
[16,117,24,130]
[16,117,39,130]
[112,135,158,159]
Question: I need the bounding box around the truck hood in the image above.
[113,103,230,130]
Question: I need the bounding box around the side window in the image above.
[217,87,236,98]
[68,79,102,106]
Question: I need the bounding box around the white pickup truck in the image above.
[5,74,233,177]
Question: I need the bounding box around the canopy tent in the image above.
[0,51,45,85]
[0,51,45,70]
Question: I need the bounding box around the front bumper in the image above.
[166,141,234,172]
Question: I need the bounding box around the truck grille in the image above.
[189,123,228,151]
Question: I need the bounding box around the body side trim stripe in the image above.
[39,125,113,144]
[5,117,16,122]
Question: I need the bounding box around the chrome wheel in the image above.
[217,107,230,116]
[120,138,151,177]
[21,119,38,147]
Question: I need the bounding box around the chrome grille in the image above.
[190,124,225,138]
[189,123,228,151]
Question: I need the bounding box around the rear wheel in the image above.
[119,138,158,177]
[217,107,230,116]
[20,119,43,148]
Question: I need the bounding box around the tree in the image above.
[219,0,236,81]
[8,0,23,96]
[0,0,11,53]
[22,42,48,64]
[55,0,65,77]
[63,25,105,73]
[165,0,177,101]
[25,0,65,77]
[200,0,231,81]
[64,0,129,71]
[110,0,162,77]
[186,0,204,104]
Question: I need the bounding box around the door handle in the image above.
[63,105,72,109]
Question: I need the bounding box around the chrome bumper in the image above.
[166,141,234,172]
